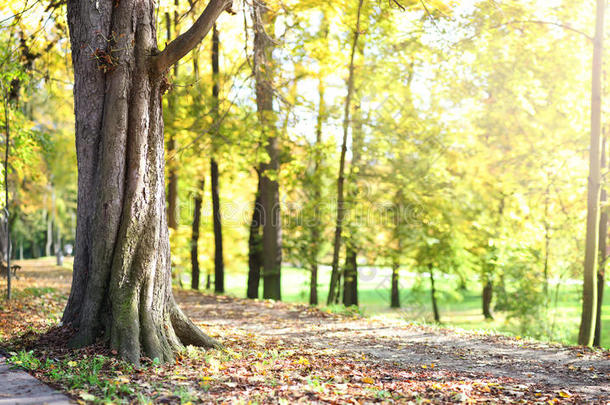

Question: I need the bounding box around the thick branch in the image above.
[152,0,232,73]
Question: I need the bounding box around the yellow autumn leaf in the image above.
[558,391,571,398]
[362,377,375,384]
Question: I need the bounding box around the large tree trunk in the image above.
[253,0,281,300]
[579,0,605,347]
[62,0,230,365]
[328,0,364,305]
[247,178,262,299]
[210,23,224,293]
[190,179,204,291]
[594,136,607,347]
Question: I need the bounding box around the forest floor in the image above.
[0,259,609,404]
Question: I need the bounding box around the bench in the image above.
[0,263,20,279]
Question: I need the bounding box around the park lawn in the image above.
[178,265,610,349]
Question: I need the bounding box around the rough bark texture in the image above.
[210,24,224,293]
[247,179,262,299]
[328,0,364,305]
[579,0,604,347]
[190,180,204,291]
[253,0,281,300]
[62,0,228,365]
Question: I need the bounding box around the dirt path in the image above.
[176,290,610,402]
[3,259,609,403]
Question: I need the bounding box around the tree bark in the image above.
[341,100,363,306]
[309,78,325,306]
[190,179,204,291]
[211,159,224,292]
[62,0,230,365]
[252,0,281,300]
[3,91,11,300]
[247,178,262,299]
[45,208,52,257]
[342,246,358,307]
[594,135,607,347]
[210,23,224,293]
[579,0,604,347]
[391,261,400,308]
[328,0,364,305]
[166,1,180,230]
[482,279,493,320]
[429,264,440,323]
[543,181,551,302]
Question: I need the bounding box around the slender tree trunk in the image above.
[309,78,325,306]
[342,247,358,307]
[3,92,11,300]
[32,240,39,258]
[62,0,230,364]
[482,279,493,320]
[190,179,204,291]
[253,0,281,300]
[391,261,400,308]
[579,0,605,347]
[166,0,180,230]
[341,101,363,306]
[594,136,607,347]
[543,181,551,302]
[247,178,262,299]
[45,208,52,257]
[210,23,224,293]
[429,264,440,323]
[328,0,364,305]
[211,159,224,292]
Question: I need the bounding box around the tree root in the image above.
[170,302,223,349]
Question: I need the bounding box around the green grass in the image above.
[179,266,610,349]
